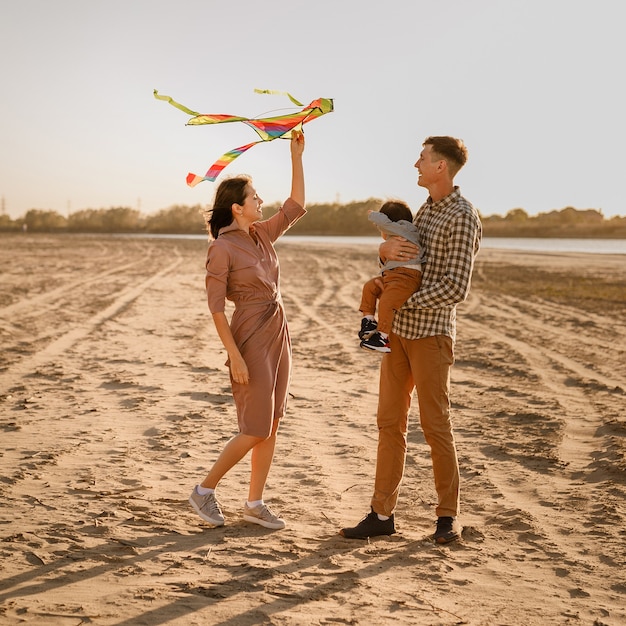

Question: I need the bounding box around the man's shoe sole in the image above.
[339,528,395,539]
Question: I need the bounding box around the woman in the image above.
[189,131,305,530]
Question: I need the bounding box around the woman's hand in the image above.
[290,130,305,157]
[229,352,250,385]
[379,236,419,263]
[211,312,250,384]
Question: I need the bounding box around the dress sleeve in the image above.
[205,241,229,314]
[256,197,306,243]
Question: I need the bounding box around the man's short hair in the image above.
[423,136,468,177]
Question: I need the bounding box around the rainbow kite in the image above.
[154,89,334,186]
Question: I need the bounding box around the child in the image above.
[359,201,425,352]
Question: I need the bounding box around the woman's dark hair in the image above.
[204,176,251,239]
[379,200,413,223]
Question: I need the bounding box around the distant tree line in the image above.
[1,201,625,238]
[0,205,208,235]
[481,207,626,238]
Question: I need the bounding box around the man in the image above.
[340,136,482,543]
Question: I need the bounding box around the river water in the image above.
[277,236,626,255]
[117,233,626,255]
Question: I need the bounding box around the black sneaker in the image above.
[340,508,396,539]
[360,332,391,353]
[433,516,460,544]
[358,317,378,340]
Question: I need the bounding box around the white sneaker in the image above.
[243,503,286,530]
[189,487,224,526]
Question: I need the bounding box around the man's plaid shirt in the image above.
[393,187,482,342]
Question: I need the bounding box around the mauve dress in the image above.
[205,198,306,438]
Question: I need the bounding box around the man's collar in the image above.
[427,186,460,208]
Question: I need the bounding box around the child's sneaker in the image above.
[360,331,391,353]
[358,317,378,340]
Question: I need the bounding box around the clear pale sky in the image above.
[1,0,624,220]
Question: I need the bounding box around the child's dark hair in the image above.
[379,200,413,223]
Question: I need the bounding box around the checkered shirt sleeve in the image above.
[393,188,482,342]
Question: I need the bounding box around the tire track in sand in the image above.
[276,243,383,530]
[455,289,626,610]
[2,252,184,388]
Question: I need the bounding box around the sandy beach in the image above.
[1,233,625,626]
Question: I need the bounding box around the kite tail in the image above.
[253,88,304,107]
[153,90,201,117]
[186,173,208,188]
[186,141,260,187]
